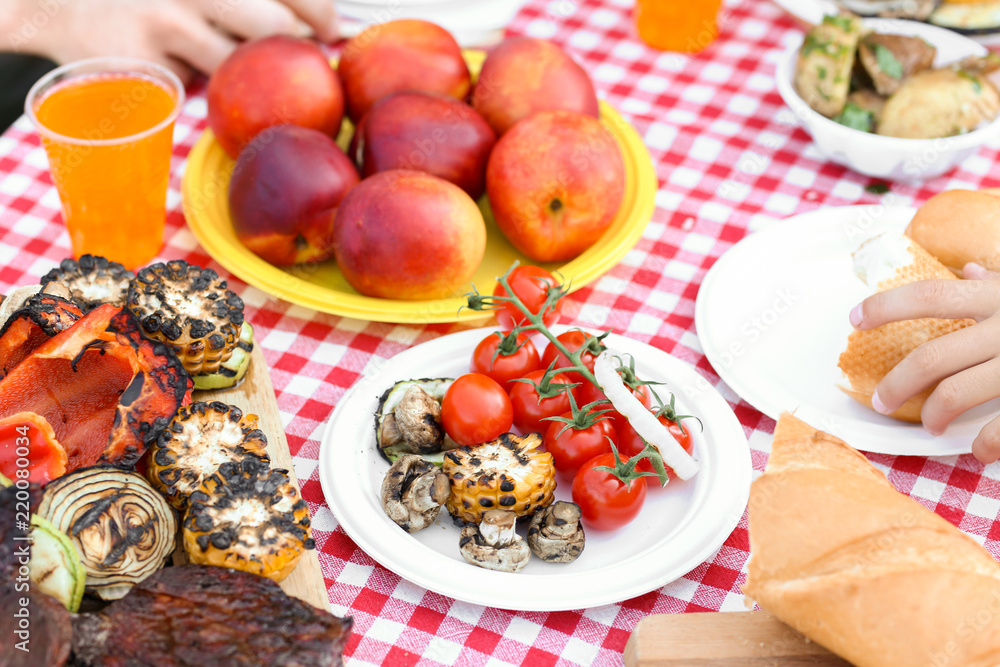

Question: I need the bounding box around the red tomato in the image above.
[543,410,616,478]
[618,411,696,487]
[470,332,541,387]
[493,265,563,331]
[508,369,577,434]
[572,452,646,530]
[540,330,605,384]
[441,373,514,447]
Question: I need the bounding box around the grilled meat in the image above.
[0,588,71,667]
[71,565,352,667]
[40,255,134,313]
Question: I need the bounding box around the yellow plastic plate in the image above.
[181,51,656,323]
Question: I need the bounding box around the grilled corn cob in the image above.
[442,432,556,525]
[40,255,134,312]
[127,260,245,379]
[147,401,270,510]
[183,458,314,582]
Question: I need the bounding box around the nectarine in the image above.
[472,37,599,135]
[350,92,496,199]
[229,124,359,266]
[338,19,471,123]
[486,110,624,262]
[333,170,486,300]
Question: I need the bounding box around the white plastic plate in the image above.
[318,327,751,611]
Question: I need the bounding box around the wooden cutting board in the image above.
[184,342,329,611]
[624,611,852,666]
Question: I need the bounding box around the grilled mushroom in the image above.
[40,254,134,312]
[380,454,450,532]
[443,433,556,525]
[459,509,530,572]
[375,378,454,462]
[836,0,939,20]
[38,465,177,601]
[126,260,247,385]
[183,458,314,582]
[526,501,586,563]
[146,401,270,511]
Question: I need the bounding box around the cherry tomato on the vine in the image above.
[470,332,541,387]
[579,382,653,436]
[441,373,514,447]
[493,265,563,331]
[618,401,696,487]
[572,452,647,530]
[540,330,605,384]
[508,369,577,434]
[543,409,616,478]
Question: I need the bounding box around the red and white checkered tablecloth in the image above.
[4,0,1000,664]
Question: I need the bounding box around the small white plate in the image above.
[318,327,751,611]
[770,0,1000,44]
[696,206,1000,457]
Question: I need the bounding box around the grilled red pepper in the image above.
[0,293,82,378]
[0,304,192,472]
[0,412,67,484]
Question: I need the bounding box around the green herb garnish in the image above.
[865,182,890,195]
[818,66,828,80]
[833,102,874,133]
[823,14,856,32]
[874,45,903,80]
[958,70,983,94]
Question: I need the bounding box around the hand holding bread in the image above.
[842,189,1000,462]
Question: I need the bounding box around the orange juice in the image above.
[635,0,724,52]
[27,60,183,269]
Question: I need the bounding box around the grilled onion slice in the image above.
[38,465,177,601]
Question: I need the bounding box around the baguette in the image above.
[744,412,1000,667]
[905,189,1000,275]
[838,233,973,422]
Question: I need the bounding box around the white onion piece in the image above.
[593,351,699,480]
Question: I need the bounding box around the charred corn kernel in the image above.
[442,432,556,525]
[40,254,134,312]
[147,401,269,510]
[127,260,245,377]
[183,458,314,582]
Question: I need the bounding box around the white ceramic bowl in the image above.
[776,18,1000,181]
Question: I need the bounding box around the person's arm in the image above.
[850,262,1000,463]
[2,0,338,81]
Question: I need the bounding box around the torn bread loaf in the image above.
[744,412,1000,667]
[838,233,974,422]
[905,189,1000,275]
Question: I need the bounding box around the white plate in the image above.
[770,0,1000,44]
[696,206,1000,457]
[318,327,751,611]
